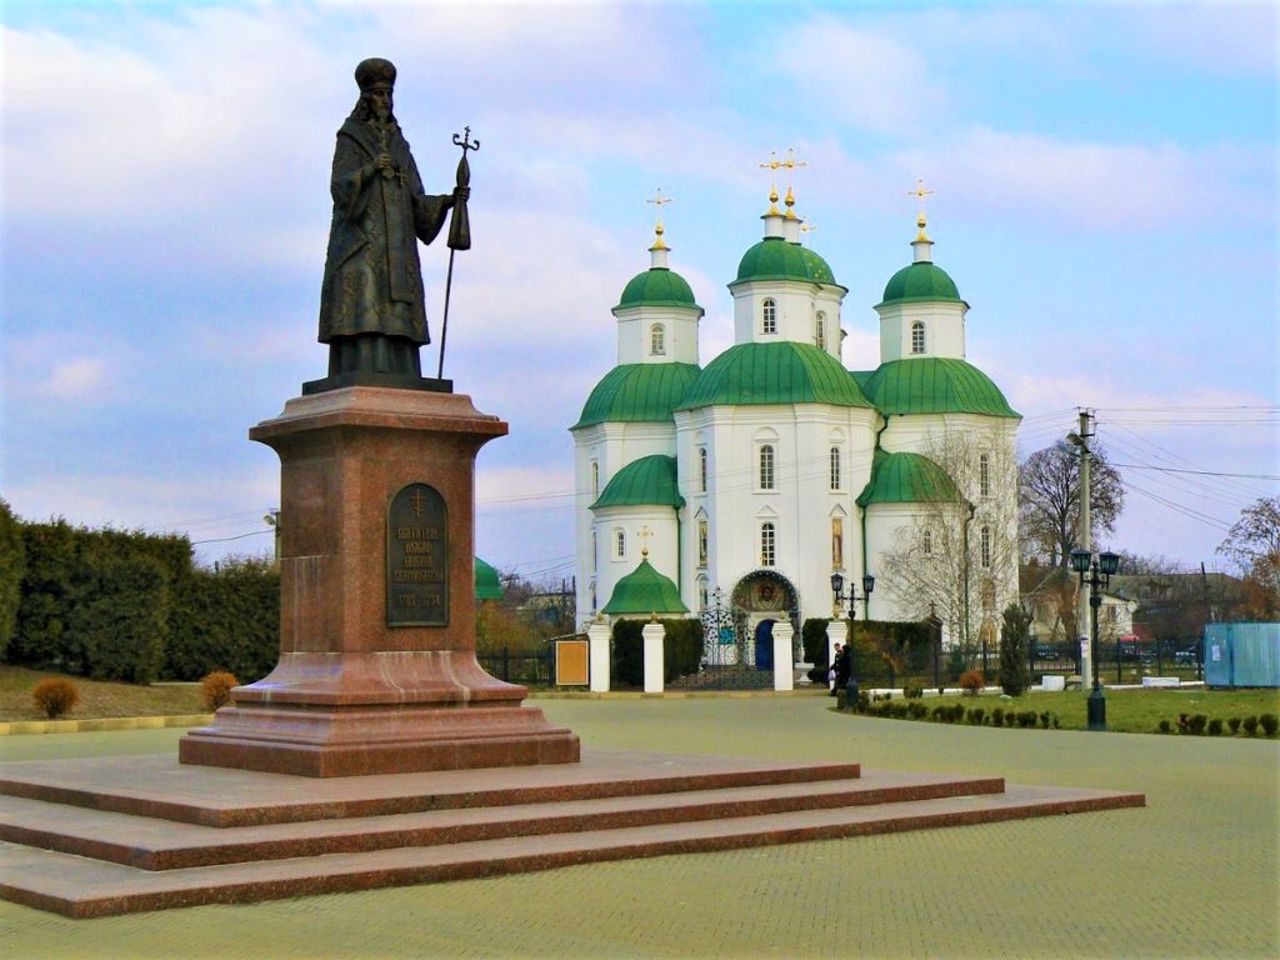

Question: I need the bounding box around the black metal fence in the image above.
[476,646,556,686]
[839,635,1205,693]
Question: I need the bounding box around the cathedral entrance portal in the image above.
[675,571,798,691]
[754,620,775,672]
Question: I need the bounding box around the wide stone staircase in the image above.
[0,749,1143,917]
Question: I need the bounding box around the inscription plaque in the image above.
[387,482,449,626]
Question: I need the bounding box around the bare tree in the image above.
[1019,440,1124,567]
[876,427,1020,663]
[1216,496,1280,619]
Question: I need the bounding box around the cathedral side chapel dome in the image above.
[574,362,701,428]
[591,455,684,510]
[616,268,700,310]
[859,357,1020,418]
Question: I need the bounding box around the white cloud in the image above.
[775,17,944,136]
[891,127,1265,230]
[46,356,108,398]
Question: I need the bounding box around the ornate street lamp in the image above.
[831,571,875,708]
[1071,547,1120,731]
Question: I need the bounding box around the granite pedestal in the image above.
[179,387,579,777]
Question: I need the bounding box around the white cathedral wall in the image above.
[613,306,701,365]
[729,280,833,345]
[592,504,680,622]
[572,420,678,626]
[876,302,967,362]
[674,403,878,622]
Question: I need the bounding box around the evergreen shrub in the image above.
[1260,714,1278,737]
[990,707,1005,727]
[200,671,239,712]
[998,603,1032,696]
[967,707,985,725]
[904,684,924,699]
[0,498,24,659]
[1187,714,1208,736]
[167,558,279,682]
[32,677,79,719]
[1241,716,1258,736]
[1207,718,1223,736]
[1158,719,1171,734]
[1227,717,1242,735]
[801,618,831,668]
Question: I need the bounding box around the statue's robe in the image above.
[318,117,450,346]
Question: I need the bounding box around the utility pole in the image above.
[1074,410,1094,684]
[264,509,281,569]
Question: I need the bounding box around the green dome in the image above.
[681,342,873,410]
[616,267,700,310]
[573,363,701,429]
[602,558,689,615]
[734,237,837,285]
[860,358,1020,419]
[856,449,962,507]
[474,557,504,600]
[591,455,684,511]
[878,262,962,307]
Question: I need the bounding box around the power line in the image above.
[1111,463,1280,481]
[191,529,272,545]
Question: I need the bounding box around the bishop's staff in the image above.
[437,126,477,381]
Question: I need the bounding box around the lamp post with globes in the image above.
[831,571,874,708]
[1070,547,1120,732]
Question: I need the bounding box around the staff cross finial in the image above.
[646,188,673,249]
[907,178,935,239]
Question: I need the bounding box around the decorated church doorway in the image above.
[754,620,775,672]
[676,570,798,690]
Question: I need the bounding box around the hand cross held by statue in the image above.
[436,126,478,379]
[312,57,474,393]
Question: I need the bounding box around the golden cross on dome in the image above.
[646,188,672,249]
[638,524,653,558]
[907,178,935,238]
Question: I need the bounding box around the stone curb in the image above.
[0,714,214,737]
[0,689,831,735]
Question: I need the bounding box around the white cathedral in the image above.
[571,186,1021,666]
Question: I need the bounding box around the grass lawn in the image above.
[0,665,204,721]
[857,687,1280,735]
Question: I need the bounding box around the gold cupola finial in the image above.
[784,184,798,220]
[646,187,673,252]
[907,178,935,242]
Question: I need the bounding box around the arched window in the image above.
[698,447,708,493]
[762,298,777,335]
[979,453,991,497]
[697,519,709,566]
[760,522,776,567]
[590,460,599,497]
[922,528,933,556]
[650,323,665,356]
[980,525,991,568]
[759,444,775,490]
[829,446,841,491]
[815,311,826,349]
[911,321,926,354]
[614,528,626,559]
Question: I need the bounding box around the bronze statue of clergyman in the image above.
[314,58,469,390]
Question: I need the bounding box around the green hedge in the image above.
[0,499,23,659]
[611,618,703,687]
[7,518,279,685]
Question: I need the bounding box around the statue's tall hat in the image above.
[355,58,396,92]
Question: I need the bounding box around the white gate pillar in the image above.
[587,620,611,693]
[642,622,665,694]
[772,621,794,692]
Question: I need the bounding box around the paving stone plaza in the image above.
[2,694,1276,959]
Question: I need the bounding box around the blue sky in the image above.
[2,1,1276,586]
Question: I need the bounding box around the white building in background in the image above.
[571,187,1021,665]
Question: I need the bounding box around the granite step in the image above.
[0,750,862,827]
[0,769,1004,870]
[0,783,1144,918]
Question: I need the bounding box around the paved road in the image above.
[2,695,1276,959]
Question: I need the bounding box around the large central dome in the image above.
[681,342,872,409]
[734,237,836,285]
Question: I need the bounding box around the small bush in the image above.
[1187,714,1208,736]
[855,691,871,713]
[1207,718,1223,736]
[1039,711,1052,729]
[32,677,80,719]
[990,707,1005,727]
[958,670,985,696]
[907,701,928,720]
[1017,710,1038,729]
[1242,716,1259,736]
[930,704,946,723]
[1176,712,1192,734]
[967,707,985,726]
[200,671,239,712]
[1158,719,1171,734]
[904,684,924,700]
[1005,711,1017,727]
[1260,714,1278,737]
[1228,717,1242,735]
[948,704,966,723]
